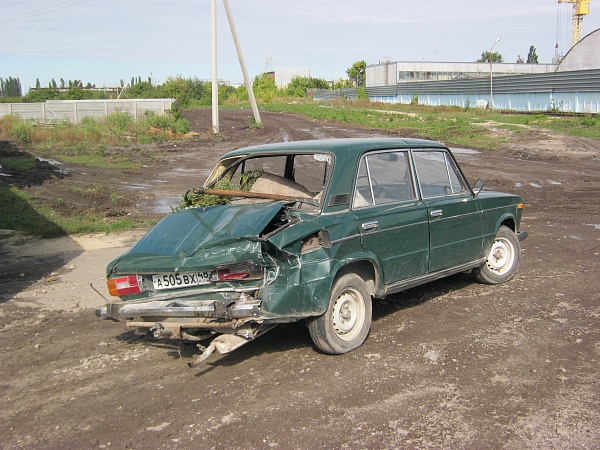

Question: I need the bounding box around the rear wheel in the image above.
[308,273,372,354]
[474,225,521,284]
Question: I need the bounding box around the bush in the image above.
[106,112,133,134]
[11,121,33,142]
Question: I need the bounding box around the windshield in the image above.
[205,153,332,212]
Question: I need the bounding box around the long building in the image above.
[367,61,557,87]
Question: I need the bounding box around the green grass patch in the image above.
[0,185,155,238]
[0,155,37,172]
[58,153,141,169]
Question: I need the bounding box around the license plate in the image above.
[152,272,212,290]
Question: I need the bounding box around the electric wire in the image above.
[0,0,35,9]
[0,0,93,23]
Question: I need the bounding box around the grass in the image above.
[258,100,600,146]
[0,185,154,238]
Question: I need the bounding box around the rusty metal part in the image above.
[196,187,317,206]
[127,320,238,330]
[188,324,277,367]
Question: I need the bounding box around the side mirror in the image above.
[472,179,484,196]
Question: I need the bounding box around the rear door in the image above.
[352,150,429,284]
[412,149,483,272]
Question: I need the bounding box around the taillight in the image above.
[217,267,251,281]
[107,275,142,297]
[216,264,263,282]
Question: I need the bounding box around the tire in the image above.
[474,225,521,284]
[308,273,372,354]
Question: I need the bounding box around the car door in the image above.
[412,149,483,272]
[352,150,429,285]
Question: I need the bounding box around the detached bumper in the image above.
[95,298,262,322]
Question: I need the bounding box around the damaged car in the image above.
[96,138,527,365]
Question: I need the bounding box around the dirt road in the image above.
[0,109,599,449]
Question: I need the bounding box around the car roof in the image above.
[220,138,447,162]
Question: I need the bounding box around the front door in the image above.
[412,150,483,272]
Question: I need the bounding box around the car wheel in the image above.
[474,225,521,284]
[308,273,372,354]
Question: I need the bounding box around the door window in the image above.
[413,151,467,198]
[353,151,415,209]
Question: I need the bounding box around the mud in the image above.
[0,109,599,449]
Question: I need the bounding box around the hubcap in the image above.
[486,237,514,275]
[332,289,365,341]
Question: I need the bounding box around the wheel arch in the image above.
[334,259,378,298]
[500,216,516,232]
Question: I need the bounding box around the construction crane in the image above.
[558,0,591,47]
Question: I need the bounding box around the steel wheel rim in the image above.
[332,288,365,341]
[486,237,515,275]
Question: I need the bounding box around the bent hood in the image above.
[109,203,286,275]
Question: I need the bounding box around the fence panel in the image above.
[0,99,174,123]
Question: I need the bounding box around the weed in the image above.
[12,121,33,142]
[110,193,123,204]
[249,117,264,130]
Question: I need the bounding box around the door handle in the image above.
[430,209,443,218]
[362,221,379,231]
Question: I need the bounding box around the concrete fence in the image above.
[0,98,175,124]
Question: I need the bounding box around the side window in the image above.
[413,150,467,198]
[353,151,415,209]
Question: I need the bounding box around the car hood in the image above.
[109,202,286,274]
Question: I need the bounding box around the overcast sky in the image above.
[2,0,600,92]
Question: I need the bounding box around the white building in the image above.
[367,60,557,87]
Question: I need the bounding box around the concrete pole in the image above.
[211,0,219,134]
[222,0,262,125]
[489,37,501,109]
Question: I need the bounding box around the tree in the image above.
[526,45,539,64]
[0,76,23,97]
[35,79,41,89]
[346,60,366,87]
[252,74,278,102]
[286,76,330,97]
[477,52,504,63]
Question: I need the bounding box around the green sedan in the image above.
[97,138,526,365]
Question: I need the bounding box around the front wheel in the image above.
[474,225,521,284]
[308,273,372,354]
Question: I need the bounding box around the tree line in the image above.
[0,61,367,104]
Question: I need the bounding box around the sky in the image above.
[2,0,600,93]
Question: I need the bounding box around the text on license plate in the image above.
[152,272,212,290]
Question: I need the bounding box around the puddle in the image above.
[451,148,481,155]
[584,224,600,230]
[122,183,151,190]
[515,182,523,187]
[37,157,63,165]
[149,196,180,214]
[0,172,13,177]
[548,180,563,185]
[530,182,543,188]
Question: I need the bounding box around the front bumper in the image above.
[95,297,262,322]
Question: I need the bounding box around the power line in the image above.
[0,0,35,10]
[0,0,93,23]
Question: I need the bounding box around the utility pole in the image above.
[223,0,262,126]
[489,37,501,109]
[211,0,219,134]
[211,0,262,134]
